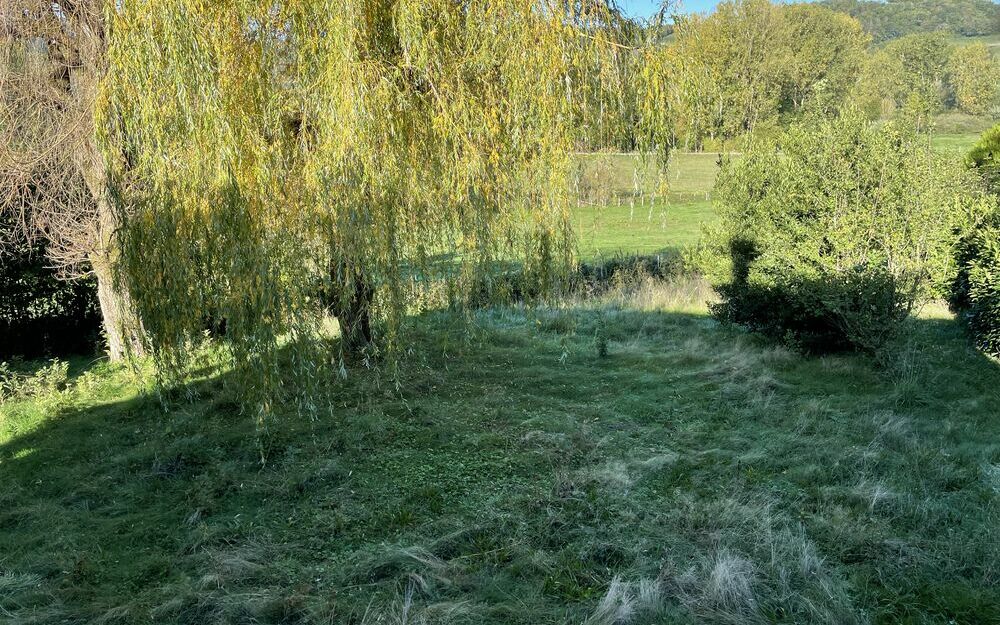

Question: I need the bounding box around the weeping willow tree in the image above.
[99,0,655,419]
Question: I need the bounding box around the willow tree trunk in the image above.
[81,145,146,362]
[329,259,373,356]
[91,250,144,361]
[72,42,146,361]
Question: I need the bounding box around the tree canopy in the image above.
[651,0,870,148]
[99,0,651,419]
[823,0,1000,42]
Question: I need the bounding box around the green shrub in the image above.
[712,240,911,353]
[966,122,1000,194]
[950,219,1000,356]
[951,129,1000,356]
[707,113,971,353]
[576,252,686,294]
[0,358,70,401]
[0,224,101,359]
[462,252,687,308]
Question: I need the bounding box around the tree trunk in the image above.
[329,259,373,356]
[83,161,146,361]
[91,250,144,362]
[57,24,145,362]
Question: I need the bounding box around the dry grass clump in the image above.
[584,576,665,625]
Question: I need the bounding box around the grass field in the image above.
[3,280,1000,624]
[953,33,1000,55]
[571,119,992,259]
[572,152,723,259]
[4,119,999,624]
[930,114,995,154]
[931,134,983,153]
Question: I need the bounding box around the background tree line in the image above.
[823,0,1000,42]
[572,0,1000,152]
[3,0,1000,372]
[615,0,1000,151]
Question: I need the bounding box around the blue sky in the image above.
[620,0,724,17]
[621,0,813,17]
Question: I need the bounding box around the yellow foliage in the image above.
[97,0,657,418]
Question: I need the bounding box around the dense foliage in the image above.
[966,122,1000,192]
[950,213,1000,356]
[0,234,100,359]
[707,114,973,353]
[855,32,954,121]
[99,0,653,417]
[778,3,871,114]
[948,43,1000,116]
[951,125,1000,356]
[823,0,1000,42]
[652,1,1000,149]
[653,0,870,148]
[852,31,1000,121]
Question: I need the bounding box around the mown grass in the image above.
[569,120,991,258]
[572,152,722,258]
[952,33,1000,55]
[930,114,995,155]
[3,279,999,624]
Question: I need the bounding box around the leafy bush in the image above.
[706,114,970,353]
[0,359,70,401]
[576,252,686,294]
[713,240,911,354]
[951,127,1000,356]
[0,235,101,360]
[950,218,1000,356]
[966,123,1000,194]
[463,253,687,309]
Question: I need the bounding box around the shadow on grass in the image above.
[2,303,999,624]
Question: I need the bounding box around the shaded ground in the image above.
[2,281,999,624]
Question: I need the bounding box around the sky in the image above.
[620,0,724,17]
[620,0,812,17]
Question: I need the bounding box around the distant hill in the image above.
[822,0,1000,42]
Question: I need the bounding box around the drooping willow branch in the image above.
[98,0,668,420]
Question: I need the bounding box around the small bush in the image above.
[713,241,911,354]
[706,114,970,354]
[966,122,1000,194]
[463,252,686,309]
[0,358,70,401]
[577,252,686,294]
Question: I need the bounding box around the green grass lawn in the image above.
[930,114,995,154]
[931,133,983,154]
[572,152,723,259]
[572,121,995,259]
[2,281,999,624]
[4,123,999,625]
[952,33,1000,55]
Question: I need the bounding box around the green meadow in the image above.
[3,124,999,625]
[571,122,988,260]
[572,152,721,259]
[3,282,1000,624]
[5,0,1000,621]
